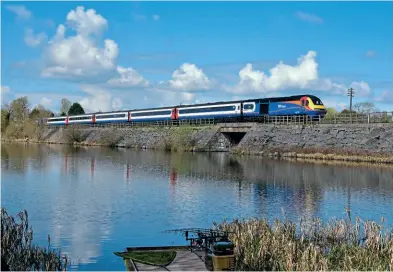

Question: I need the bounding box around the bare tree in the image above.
[8,96,29,122]
[60,98,72,115]
[353,102,376,114]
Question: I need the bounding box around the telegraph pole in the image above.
[347,87,354,123]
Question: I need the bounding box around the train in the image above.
[43,94,327,126]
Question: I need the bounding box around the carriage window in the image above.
[179,105,236,114]
[96,114,126,119]
[301,100,305,106]
[243,104,254,110]
[47,118,66,122]
[310,97,324,105]
[132,110,171,117]
[69,116,91,121]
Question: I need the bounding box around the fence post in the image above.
[368,114,370,124]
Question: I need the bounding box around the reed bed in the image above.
[214,214,393,271]
[1,208,68,271]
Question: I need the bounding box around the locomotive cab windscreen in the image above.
[307,95,326,112]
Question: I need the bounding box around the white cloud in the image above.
[229,51,372,98]
[232,51,318,94]
[40,97,52,107]
[155,90,197,107]
[1,86,11,95]
[112,98,123,110]
[6,5,32,20]
[24,28,47,47]
[294,11,323,24]
[78,84,125,113]
[309,79,371,97]
[107,66,149,88]
[41,6,119,80]
[40,6,148,89]
[66,6,108,36]
[169,63,212,91]
[152,14,160,21]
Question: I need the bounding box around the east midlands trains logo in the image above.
[278,104,287,108]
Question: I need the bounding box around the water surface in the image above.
[1,143,393,270]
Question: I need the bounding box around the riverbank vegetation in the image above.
[232,146,393,164]
[1,208,68,271]
[215,214,393,271]
[1,97,85,140]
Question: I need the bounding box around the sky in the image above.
[1,1,393,114]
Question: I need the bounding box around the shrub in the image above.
[63,126,88,143]
[100,130,124,147]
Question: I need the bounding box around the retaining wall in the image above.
[32,123,393,156]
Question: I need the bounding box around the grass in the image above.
[115,251,176,266]
[214,214,393,271]
[232,146,393,164]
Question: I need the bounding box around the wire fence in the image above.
[46,112,393,129]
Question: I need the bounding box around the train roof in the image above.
[48,94,322,118]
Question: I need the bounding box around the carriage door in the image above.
[92,114,96,124]
[300,96,308,111]
[259,103,269,115]
[171,108,178,120]
[65,116,69,125]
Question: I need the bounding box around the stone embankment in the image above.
[3,123,393,163]
[234,123,393,158]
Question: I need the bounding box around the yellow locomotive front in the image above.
[307,95,326,114]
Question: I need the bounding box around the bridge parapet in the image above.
[218,122,255,133]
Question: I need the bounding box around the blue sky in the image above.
[1,1,392,113]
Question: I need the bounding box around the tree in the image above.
[340,109,356,115]
[60,98,71,116]
[353,102,375,114]
[1,108,11,134]
[323,107,338,120]
[68,102,85,116]
[8,96,29,122]
[29,105,54,120]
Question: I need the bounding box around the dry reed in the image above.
[1,208,68,271]
[214,213,393,271]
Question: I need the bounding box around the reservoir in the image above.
[1,143,393,270]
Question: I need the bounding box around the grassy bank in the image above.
[232,146,393,164]
[214,215,393,271]
[115,251,176,266]
[1,125,214,152]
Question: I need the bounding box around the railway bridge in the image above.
[217,122,255,146]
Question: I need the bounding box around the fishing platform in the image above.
[115,228,235,271]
